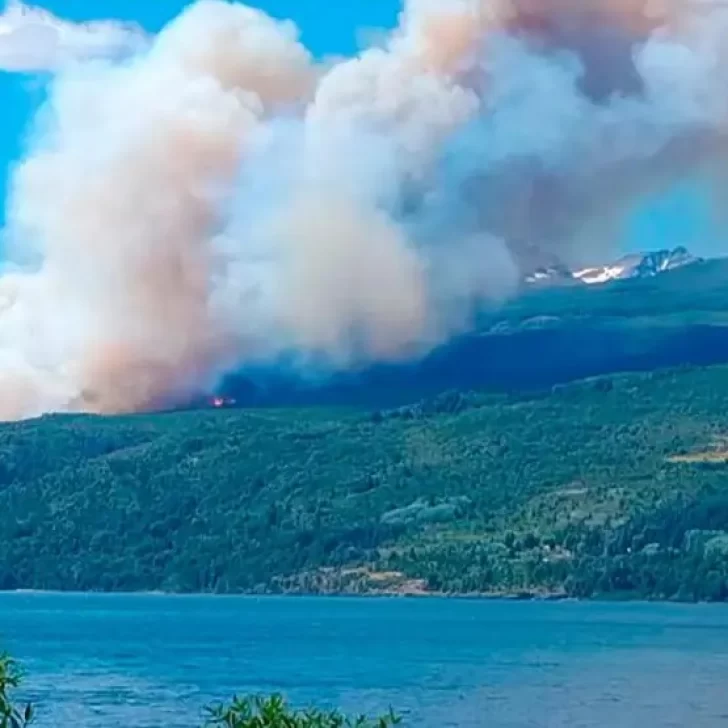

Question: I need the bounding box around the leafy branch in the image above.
[0,654,34,728]
[204,694,401,728]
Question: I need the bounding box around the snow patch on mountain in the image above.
[526,247,701,288]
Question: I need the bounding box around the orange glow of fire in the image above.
[209,396,236,408]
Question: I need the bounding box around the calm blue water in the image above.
[1,594,727,727]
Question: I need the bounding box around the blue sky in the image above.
[30,0,399,49]
[0,0,720,258]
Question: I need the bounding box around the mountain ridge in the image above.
[207,256,728,409]
[524,245,702,287]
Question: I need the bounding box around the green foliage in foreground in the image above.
[0,655,33,728]
[1,363,728,601]
[1,655,398,728]
[205,694,399,728]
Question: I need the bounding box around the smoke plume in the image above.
[1,0,727,418]
[0,0,147,71]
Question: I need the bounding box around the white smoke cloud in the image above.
[1,0,728,419]
[0,0,147,72]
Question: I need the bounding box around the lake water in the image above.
[1,593,727,727]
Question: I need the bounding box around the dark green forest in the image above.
[1,362,728,601]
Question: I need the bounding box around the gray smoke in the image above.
[0,0,727,418]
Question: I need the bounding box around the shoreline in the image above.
[2,588,725,606]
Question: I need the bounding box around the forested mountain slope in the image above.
[1,364,727,601]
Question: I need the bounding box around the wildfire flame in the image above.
[209,396,236,408]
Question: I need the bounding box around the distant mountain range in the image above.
[525,246,701,287]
